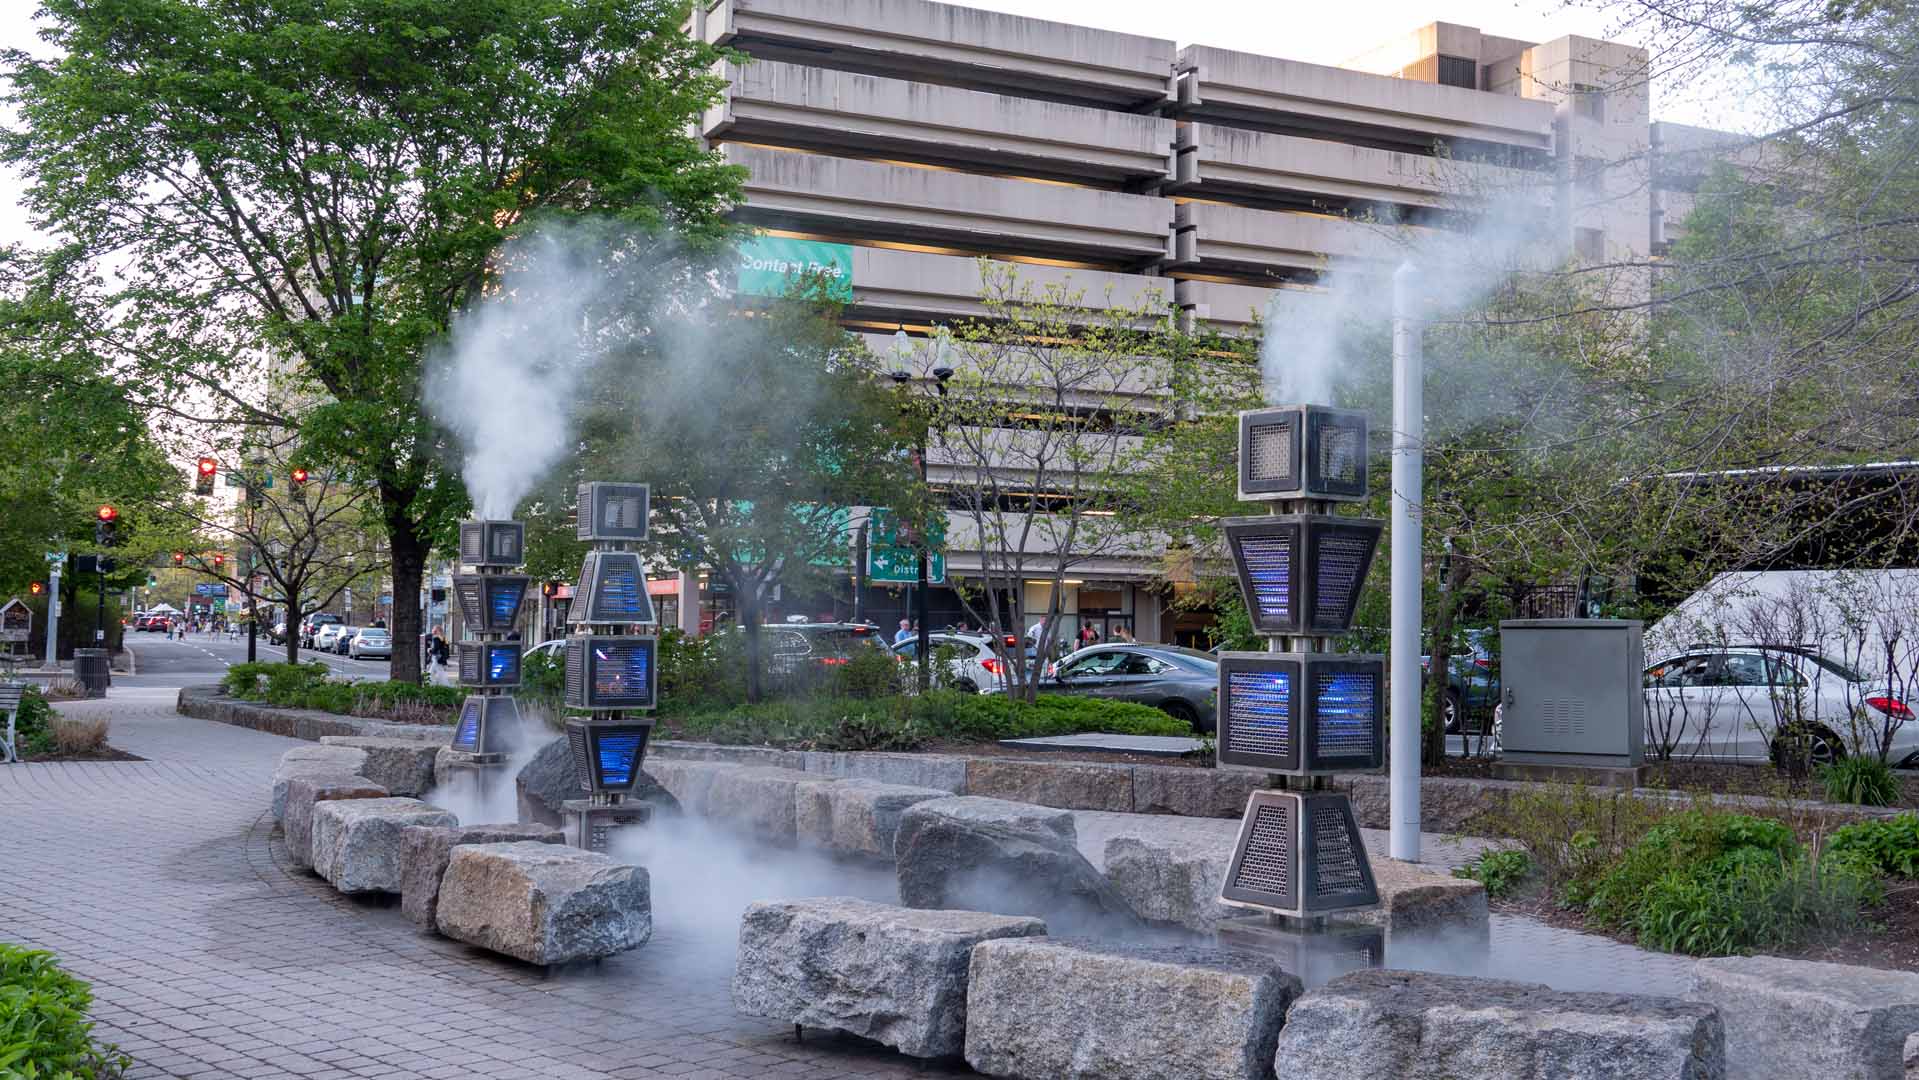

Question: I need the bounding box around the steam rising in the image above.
[426,225,611,519]
[1259,201,1560,407]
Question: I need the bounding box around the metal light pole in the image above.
[1389,262,1424,862]
[44,561,61,668]
[890,353,953,692]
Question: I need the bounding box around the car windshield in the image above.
[1150,646,1219,669]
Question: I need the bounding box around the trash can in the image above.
[73,648,110,699]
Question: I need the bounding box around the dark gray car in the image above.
[1037,644,1218,732]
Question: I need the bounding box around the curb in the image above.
[175,685,451,744]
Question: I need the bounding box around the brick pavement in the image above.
[2,689,1694,1080]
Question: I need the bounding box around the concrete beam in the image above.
[1173,122,1548,212]
[726,144,1174,266]
[842,246,1173,327]
[1172,201,1416,277]
[699,0,1177,110]
[708,60,1174,184]
[1176,44,1555,156]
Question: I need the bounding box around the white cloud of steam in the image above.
[1258,205,1564,408]
[425,716,557,826]
[426,224,613,520]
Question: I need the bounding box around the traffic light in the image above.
[290,467,308,502]
[172,551,185,566]
[212,552,225,570]
[195,457,217,495]
[29,581,43,596]
[542,580,558,597]
[94,504,119,547]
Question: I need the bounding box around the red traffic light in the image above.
[29,581,44,596]
[197,457,217,476]
[171,551,185,566]
[212,553,225,568]
[96,504,118,523]
[291,467,309,485]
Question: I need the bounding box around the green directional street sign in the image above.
[736,235,853,302]
[866,508,945,584]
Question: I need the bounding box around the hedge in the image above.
[663,690,1192,752]
[220,662,462,721]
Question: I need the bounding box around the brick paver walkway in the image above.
[4,688,1696,1080]
[3,692,955,1080]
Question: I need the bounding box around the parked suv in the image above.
[302,612,342,648]
[763,622,888,679]
[891,633,1007,693]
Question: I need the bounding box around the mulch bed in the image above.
[1494,883,1919,974]
[20,746,145,762]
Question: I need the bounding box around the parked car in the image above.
[1641,644,1919,767]
[1032,643,1218,732]
[1422,628,1499,734]
[891,633,1007,693]
[302,612,341,647]
[348,628,391,660]
[333,626,363,654]
[312,623,348,652]
[524,639,565,663]
[763,622,888,678]
[135,615,168,632]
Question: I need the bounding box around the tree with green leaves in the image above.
[579,283,920,702]
[3,0,743,680]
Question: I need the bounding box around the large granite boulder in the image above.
[642,759,734,818]
[398,823,564,929]
[703,766,816,843]
[896,798,1135,935]
[1102,831,1236,932]
[795,778,949,859]
[271,746,369,821]
[282,773,388,870]
[310,798,458,894]
[732,898,1045,1059]
[1275,970,1725,1079]
[964,938,1300,1080]
[516,736,677,826]
[1689,955,1919,1080]
[435,841,651,965]
[317,735,443,797]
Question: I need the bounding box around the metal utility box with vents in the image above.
[1498,619,1645,769]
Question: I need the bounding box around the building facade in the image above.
[669,0,1739,642]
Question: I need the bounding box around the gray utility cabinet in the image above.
[1498,620,1645,767]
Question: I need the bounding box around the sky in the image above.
[0,0,1755,254]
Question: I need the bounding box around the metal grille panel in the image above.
[453,698,482,752]
[1314,671,1377,757]
[1312,808,1368,897]
[1310,528,1375,632]
[1317,422,1362,485]
[567,724,593,792]
[1225,670,1292,758]
[1236,533,1293,624]
[1231,803,1293,897]
[565,639,586,707]
[1247,421,1294,483]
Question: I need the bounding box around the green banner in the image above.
[866,508,945,584]
[736,235,853,302]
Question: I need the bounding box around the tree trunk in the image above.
[284,590,303,664]
[381,485,430,685]
[1423,549,1469,767]
[740,585,763,703]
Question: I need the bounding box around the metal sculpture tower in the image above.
[560,482,660,852]
[445,519,530,798]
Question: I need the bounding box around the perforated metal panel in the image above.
[453,575,528,633]
[1247,420,1295,483]
[1219,654,1382,774]
[1307,522,1381,633]
[1238,406,1370,502]
[565,717,656,794]
[452,698,483,752]
[458,520,525,567]
[563,635,656,710]
[1307,408,1368,498]
[1226,515,1380,636]
[572,551,655,625]
[455,642,521,688]
[1221,790,1378,917]
[567,723,593,792]
[1218,655,1300,772]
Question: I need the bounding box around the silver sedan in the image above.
[1035,644,1219,732]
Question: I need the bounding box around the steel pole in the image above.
[44,564,61,668]
[1390,262,1424,863]
[915,435,930,691]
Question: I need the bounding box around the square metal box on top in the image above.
[1237,405,1369,502]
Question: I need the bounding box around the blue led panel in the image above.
[1238,533,1293,623]
[594,642,650,699]
[486,644,520,684]
[489,581,520,625]
[452,699,482,752]
[1226,669,1292,758]
[1310,527,1377,633]
[597,734,643,788]
[596,563,644,620]
[1315,671,1377,757]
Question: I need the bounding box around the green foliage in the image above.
[665,690,1189,752]
[1488,783,1674,904]
[1580,809,1877,956]
[1452,849,1532,899]
[520,647,564,706]
[829,646,905,699]
[0,943,129,1078]
[1819,755,1901,806]
[9,686,56,758]
[657,628,748,710]
[1826,813,1919,878]
[221,662,460,720]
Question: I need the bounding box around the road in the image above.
[122,630,400,687]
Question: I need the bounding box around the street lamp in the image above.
[889,353,954,691]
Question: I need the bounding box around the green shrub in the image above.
[664,690,1188,751]
[1825,813,1919,878]
[1583,808,1876,955]
[219,663,459,722]
[1453,849,1532,899]
[830,646,905,699]
[520,648,564,705]
[0,943,129,1078]
[9,686,55,758]
[1818,755,1901,807]
[1484,782,1674,904]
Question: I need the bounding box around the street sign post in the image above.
[865,508,945,584]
